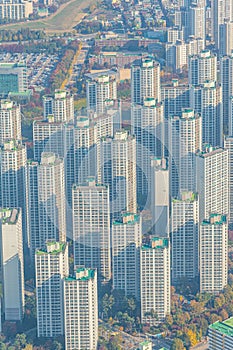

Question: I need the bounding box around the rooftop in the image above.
[140,340,152,345]
[209,317,233,337]
[36,242,66,255]
[113,213,140,225]
[202,214,227,226]
[0,208,20,225]
[172,192,197,203]
[65,268,95,282]
[197,144,225,158]
[141,237,169,250]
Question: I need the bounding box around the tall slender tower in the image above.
[189,3,206,45]
[212,0,233,51]
[99,130,137,217]
[64,268,98,350]
[220,55,233,135]
[191,81,222,147]
[168,108,202,197]
[219,21,233,56]
[224,136,233,229]
[131,57,161,104]
[112,213,142,300]
[200,214,228,293]
[131,98,164,198]
[72,178,111,283]
[151,158,169,237]
[27,160,39,258]
[0,140,28,244]
[36,242,69,337]
[0,208,24,321]
[38,152,66,247]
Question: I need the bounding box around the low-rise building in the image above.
[209,317,233,349]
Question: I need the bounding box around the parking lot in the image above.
[0,52,59,90]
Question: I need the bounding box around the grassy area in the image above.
[74,98,86,110]
[0,0,95,33]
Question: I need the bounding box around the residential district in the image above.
[1,0,233,349]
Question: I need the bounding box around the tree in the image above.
[190,300,204,314]
[102,294,114,319]
[107,336,121,350]
[171,338,185,350]
[127,297,136,316]
[14,333,27,350]
[51,341,62,350]
[186,329,198,347]
[197,317,208,336]
[166,314,173,327]
[220,309,229,321]
[0,342,6,350]
[210,313,221,324]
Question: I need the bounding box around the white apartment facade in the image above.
[36,242,69,337]
[64,268,98,350]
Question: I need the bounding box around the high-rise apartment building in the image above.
[131,98,164,197]
[72,178,111,283]
[0,208,24,321]
[200,214,228,293]
[64,268,98,350]
[36,242,69,337]
[0,100,21,144]
[167,28,184,44]
[131,57,161,104]
[86,71,117,114]
[191,81,222,147]
[33,118,65,161]
[168,108,202,197]
[99,130,137,217]
[188,50,217,86]
[187,37,205,56]
[112,213,142,300]
[43,90,74,122]
[28,153,66,256]
[140,237,170,325]
[171,192,199,283]
[37,152,66,248]
[212,0,233,50]
[73,116,96,186]
[167,40,188,73]
[189,3,205,44]
[161,80,190,118]
[27,160,39,258]
[224,136,233,228]
[151,158,169,237]
[220,55,233,135]
[219,21,233,56]
[196,145,229,222]
[0,140,28,244]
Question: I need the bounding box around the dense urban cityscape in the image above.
[0,0,233,349]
